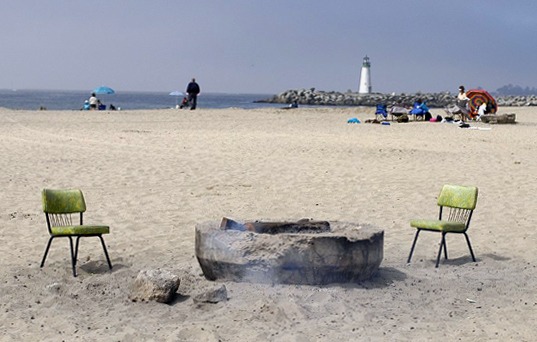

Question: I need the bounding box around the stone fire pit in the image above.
[195,218,384,285]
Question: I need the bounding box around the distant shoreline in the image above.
[0,90,277,111]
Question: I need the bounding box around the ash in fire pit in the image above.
[221,217,331,234]
[196,218,384,285]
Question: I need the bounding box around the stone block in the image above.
[129,269,180,303]
[192,284,228,304]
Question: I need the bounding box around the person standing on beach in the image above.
[89,93,98,110]
[186,78,200,110]
[457,86,469,102]
[457,86,470,121]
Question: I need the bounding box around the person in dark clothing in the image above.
[186,78,200,110]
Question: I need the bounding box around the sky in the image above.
[1,1,537,95]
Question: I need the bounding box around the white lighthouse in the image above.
[358,55,372,94]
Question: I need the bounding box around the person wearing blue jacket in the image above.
[409,99,430,120]
[186,78,200,110]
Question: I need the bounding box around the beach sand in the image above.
[1,106,536,341]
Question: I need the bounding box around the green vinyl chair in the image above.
[407,184,478,267]
[40,189,112,277]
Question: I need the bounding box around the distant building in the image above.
[358,56,372,94]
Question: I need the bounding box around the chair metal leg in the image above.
[99,236,113,270]
[68,237,77,277]
[407,229,421,263]
[40,237,55,268]
[443,235,448,260]
[74,236,81,267]
[464,233,476,262]
[435,233,446,268]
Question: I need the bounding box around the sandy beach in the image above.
[1,106,536,341]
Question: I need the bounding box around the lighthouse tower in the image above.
[358,55,372,94]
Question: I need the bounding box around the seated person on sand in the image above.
[409,99,430,119]
[82,100,90,110]
[179,97,189,109]
[109,103,117,111]
[282,100,298,109]
[476,101,487,121]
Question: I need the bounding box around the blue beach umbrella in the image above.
[93,86,115,95]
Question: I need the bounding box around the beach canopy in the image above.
[169,91,184,106]
[93,86,115,95]
[466,89,497,114]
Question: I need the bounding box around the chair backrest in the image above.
[376,104,387,114]
[437,185,478,227]
[42,189,86,232]
[437,185,478,210]
[42,189,86,214]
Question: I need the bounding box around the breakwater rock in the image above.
[256,89,537,107]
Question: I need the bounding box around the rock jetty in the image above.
[256,88,537,107]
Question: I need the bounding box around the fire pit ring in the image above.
[195,219,384,285]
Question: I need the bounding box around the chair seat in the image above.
[410,219,466,233]
[51,225,110,236]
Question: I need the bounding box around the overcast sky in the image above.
[1,1,536,94]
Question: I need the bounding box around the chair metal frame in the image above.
[40,189,112,277]
[407,186,477,267]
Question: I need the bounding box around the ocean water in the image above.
[0,89,279,111]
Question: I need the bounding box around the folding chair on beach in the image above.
[409,101,429,121]
[390,104,409,121]
[444,100,471,121]
[375,104,388,121]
